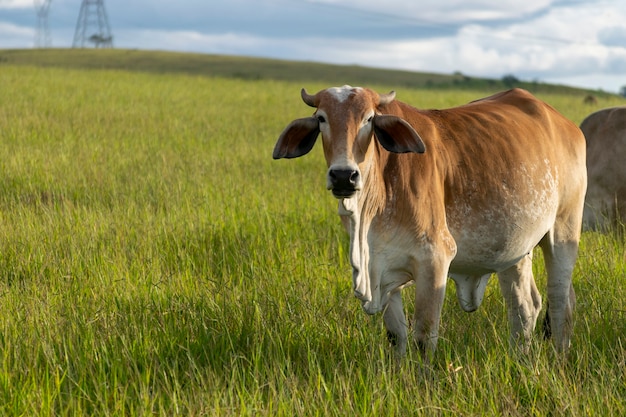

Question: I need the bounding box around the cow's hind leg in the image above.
[539,232,579,352]
[497,253,542,352]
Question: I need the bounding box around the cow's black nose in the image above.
[329,169,359,197]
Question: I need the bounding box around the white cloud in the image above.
[0,0,32,9]
[455,2,626,79]
[114,30,267,55]
[308,0,553,22]
[0,22,33,47]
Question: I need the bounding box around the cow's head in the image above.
[273,86,426,199]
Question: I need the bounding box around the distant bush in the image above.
[502,74,520,88]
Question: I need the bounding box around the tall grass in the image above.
[0,64,624,415]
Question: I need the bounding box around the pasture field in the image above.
[0,59,625,416]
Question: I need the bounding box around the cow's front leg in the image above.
[383,291,408,357]
[410,233,455,361]
[413,274,447,360]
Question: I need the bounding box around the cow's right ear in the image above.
[273,117,320,159]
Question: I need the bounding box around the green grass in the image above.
[0,55,625,415]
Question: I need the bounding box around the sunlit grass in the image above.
[0,63,624,415]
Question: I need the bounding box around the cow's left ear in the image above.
[273,117,320,159]
[373,115,426,154]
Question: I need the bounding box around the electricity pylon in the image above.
[72,0,113,48]
[34,0,52,48]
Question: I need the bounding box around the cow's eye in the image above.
[317,115,326,123]
[367,116,373,123]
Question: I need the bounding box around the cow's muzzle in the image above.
[328,168,360,198]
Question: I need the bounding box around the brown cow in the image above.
[580,106,626,231]
[274,86,587,359]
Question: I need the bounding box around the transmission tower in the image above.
[72,0,113,48]
[34,0,52,48]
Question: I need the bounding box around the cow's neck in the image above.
[338,142,389,304]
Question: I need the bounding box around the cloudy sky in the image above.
[2,0,626,93]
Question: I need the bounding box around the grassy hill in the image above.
[1,50,625,415]
[0,48,612,96]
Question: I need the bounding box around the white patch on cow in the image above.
[523,160,559,235]
[447,157,561,276]
[339,196,372,309]
[339,195,416,315]
[328,85,362,103]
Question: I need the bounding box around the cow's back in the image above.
[395,89,586,273]
[580,106,626,230]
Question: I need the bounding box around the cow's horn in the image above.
[301,88,317,107]
[379,91,396,105]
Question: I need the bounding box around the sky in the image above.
[1,0,626,93]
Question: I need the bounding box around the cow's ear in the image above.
[273,117,320,159]
[373,115,426,154]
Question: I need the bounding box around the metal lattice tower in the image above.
[72,0,113,48]
[34,0,52,48]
